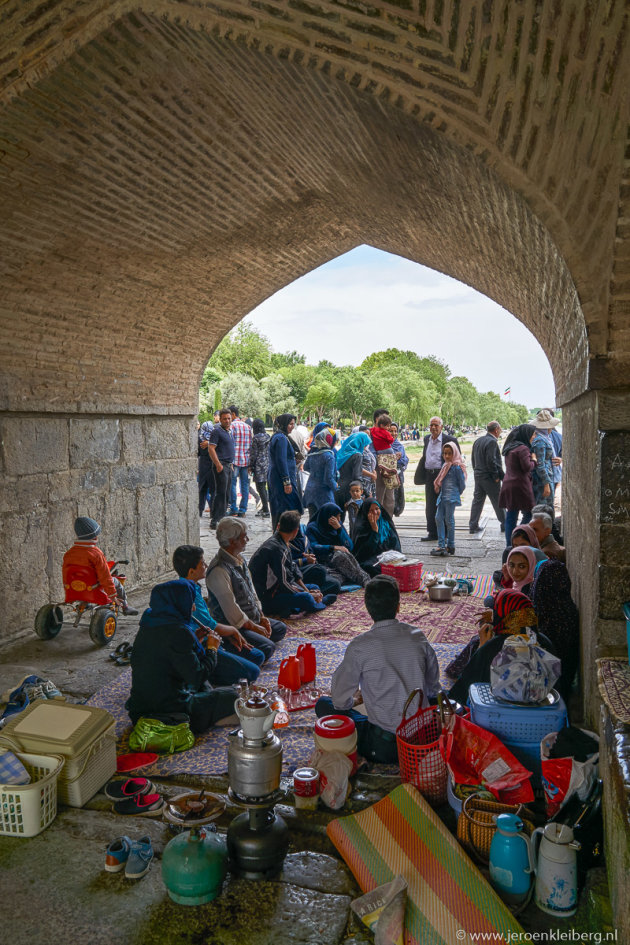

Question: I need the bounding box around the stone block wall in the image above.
[0,413,199,643]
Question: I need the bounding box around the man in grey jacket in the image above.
[469,421,505,533]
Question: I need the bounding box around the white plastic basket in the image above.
[0,744,64,837]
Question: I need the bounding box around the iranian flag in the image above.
[504,387,511,397]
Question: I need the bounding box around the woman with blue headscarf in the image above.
[306,502,370,587]
[126,580,237,734]
[303,424,338,520]
[352,498,402,576]
[335,431,371,514]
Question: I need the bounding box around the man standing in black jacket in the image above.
[413,417,460,541]
[468,421,505,534]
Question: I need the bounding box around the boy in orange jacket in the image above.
[62,517,138,615]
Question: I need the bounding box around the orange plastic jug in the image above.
[277,655,301,692]
[297,643,317,684]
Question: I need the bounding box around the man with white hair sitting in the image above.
[530,512,566,563]
[206,517,287,661]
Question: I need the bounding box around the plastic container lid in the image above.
[4,702,115,758]
[314,715,356,739]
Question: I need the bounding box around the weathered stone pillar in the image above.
[563,390,630,724]
[0,411,199,643]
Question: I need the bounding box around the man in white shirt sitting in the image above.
[314,575,440,764]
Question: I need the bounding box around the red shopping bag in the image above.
[439,714,534,804]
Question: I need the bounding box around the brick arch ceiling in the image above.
[1,2,628,413]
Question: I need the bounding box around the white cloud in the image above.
[248,246,555,409]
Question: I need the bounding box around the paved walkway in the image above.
[3,497,560,945]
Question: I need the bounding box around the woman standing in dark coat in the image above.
[126,580,236,734]
[249,419,271,518]
[268,413,303,531]
[499,424,536,545]
[352,498,401,576]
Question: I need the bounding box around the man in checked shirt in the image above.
[229,405,253,517]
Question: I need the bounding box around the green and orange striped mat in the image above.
[327,783,523,945]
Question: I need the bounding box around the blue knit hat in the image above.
[74,517,101,540]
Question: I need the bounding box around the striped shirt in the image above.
[330,619,440,733]
[230,418,253,467]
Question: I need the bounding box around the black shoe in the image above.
[430,548,447,556]
[122,605,139,617]
[469,525,484,534]
[209,521,217,530]
[421,535,438,542]
[500,524,505,532]
[447,547,455,555]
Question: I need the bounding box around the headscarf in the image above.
[252,418,266,435]
[274,413,296,434]
[506,546,538,592]
[502,424,536,457]
[434,441,467,492]
[531,559,579,657]
[493,589,538,635]
[139,579,204,657]
[309,426,337,452]
[337,432,371,469]
[306,502,350,547]
[354,498,400,549]
[511,524,541,549]
[291,424,309,457]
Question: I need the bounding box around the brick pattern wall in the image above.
[0,414,198,642]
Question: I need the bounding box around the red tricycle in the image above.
[34,559,129,647]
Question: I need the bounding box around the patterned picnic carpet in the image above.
[597,658,630,724]
[88,593,479,778]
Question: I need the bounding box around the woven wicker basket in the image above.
[456,792,536,865]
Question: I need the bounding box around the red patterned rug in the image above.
[285,590,482,645]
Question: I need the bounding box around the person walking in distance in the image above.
[413,417,460,541]
[228,405,253,517]
[469,421,505,534]
[207,409,235,530]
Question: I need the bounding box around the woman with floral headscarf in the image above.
[448,589,555,704]
[303,424,338,520]
[430,441,467,558]
[268,413,303,531]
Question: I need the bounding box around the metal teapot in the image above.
[235,693,277,742]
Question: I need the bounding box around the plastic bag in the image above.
[350,875,407,945]
[490,629,561,703]
[541,728,599,818]
[439,713,534,804]
[129,717,195,754]
[309,748,352,810]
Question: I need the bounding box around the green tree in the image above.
[270,350,306,369]
[443,376,480,428]
[334,368,386,425]
[304,380,338,421]
[209,321,273,380]
[278,363,318,405]
[373,364,438,426]
[260,373,297,417]
[219,372,265,418]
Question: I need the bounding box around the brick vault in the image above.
[1,2,629,698]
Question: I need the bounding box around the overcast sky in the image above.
[248,245,556,410]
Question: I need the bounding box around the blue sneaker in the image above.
[105,836,132,873]
[125,836,153,879]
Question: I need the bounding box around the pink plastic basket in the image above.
[380,561,423,592]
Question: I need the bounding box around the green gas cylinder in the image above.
[161,827,228,905]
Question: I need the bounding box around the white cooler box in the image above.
[3,702,116,807]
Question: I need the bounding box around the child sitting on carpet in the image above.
[315,575,439,764]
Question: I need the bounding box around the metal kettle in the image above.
[532,822,581,917]
[234,693,277,741]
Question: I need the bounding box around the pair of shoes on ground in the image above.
[1,675,64,716]
[421,534,438,542]
[229,511,247,518]
[109,642,133,666]
[255,509,270,518]
[430,547,455,556]
[104,776,164,816]
[105,835,153,878]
